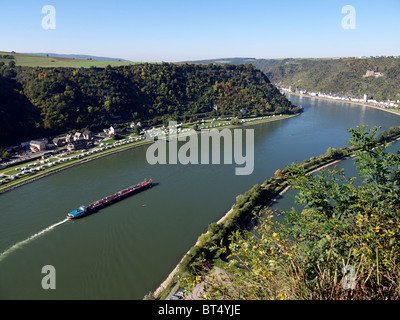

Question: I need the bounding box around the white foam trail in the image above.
[0,218,69,262]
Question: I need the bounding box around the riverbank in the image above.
[152,155,349,299]
[0,113,299,195]
[265,154,356,209]
[0,139,153,194]
[285,91,400,116]
[153,131,400,300]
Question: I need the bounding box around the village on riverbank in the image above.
[278,85,400,114]
[0,113,296,193]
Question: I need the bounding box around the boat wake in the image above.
[0,219,69,262]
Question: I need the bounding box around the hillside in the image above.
[0,62,299,146]
[182,57,400,101]
[260,57,400,102]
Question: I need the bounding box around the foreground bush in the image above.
[186,126,400,300]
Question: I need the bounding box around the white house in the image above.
[103,126,121,136]
[74,132,83,141]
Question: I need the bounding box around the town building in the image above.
[73,132,83,141]
[82,130,93,140]
[364,68,383,78]
[103,126,121,136]
[29,140,46,152]
[65,134,74,143]
[52,137,66,147]
[66,140,93,152]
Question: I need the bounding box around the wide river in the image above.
[0,94,399,299]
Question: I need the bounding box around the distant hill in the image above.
[180,57,258,65]
[0,51,136,68]
[25,53,131,62]
[182,56,400,101]
[259,57,400,102]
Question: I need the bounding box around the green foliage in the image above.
[184,57,400,100]
[230,117,239,125]
[378,126,400,143]
[0,54,15,60]
[285,126,400,299]
[208,222,222,234]
[0,148,11,160]
[325,147,338,159]
[196,126,400,300]
[257,57,400,101]
[0,63,299,146]
[133,125,141,135]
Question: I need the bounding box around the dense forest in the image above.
[0,62,299,146]
[183,56,400,102]
[259,57,400,101]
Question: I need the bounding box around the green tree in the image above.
[230,117,239,125]
[134,125,141,135]
[188,126,400,300]
[325,147,337,158]
[0,148,11,160]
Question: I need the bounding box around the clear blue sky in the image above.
[0,0,399,62]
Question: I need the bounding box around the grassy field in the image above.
[1,52,138,68]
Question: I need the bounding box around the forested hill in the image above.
[0,63,299,146]
[182,57,400,102]
[257,57,400,102]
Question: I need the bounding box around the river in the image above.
[0,94,399,299]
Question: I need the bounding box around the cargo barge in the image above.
[67,179,152,219]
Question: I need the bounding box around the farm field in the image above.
[0,52,137,68]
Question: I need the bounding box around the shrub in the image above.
[191,126,400,300]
